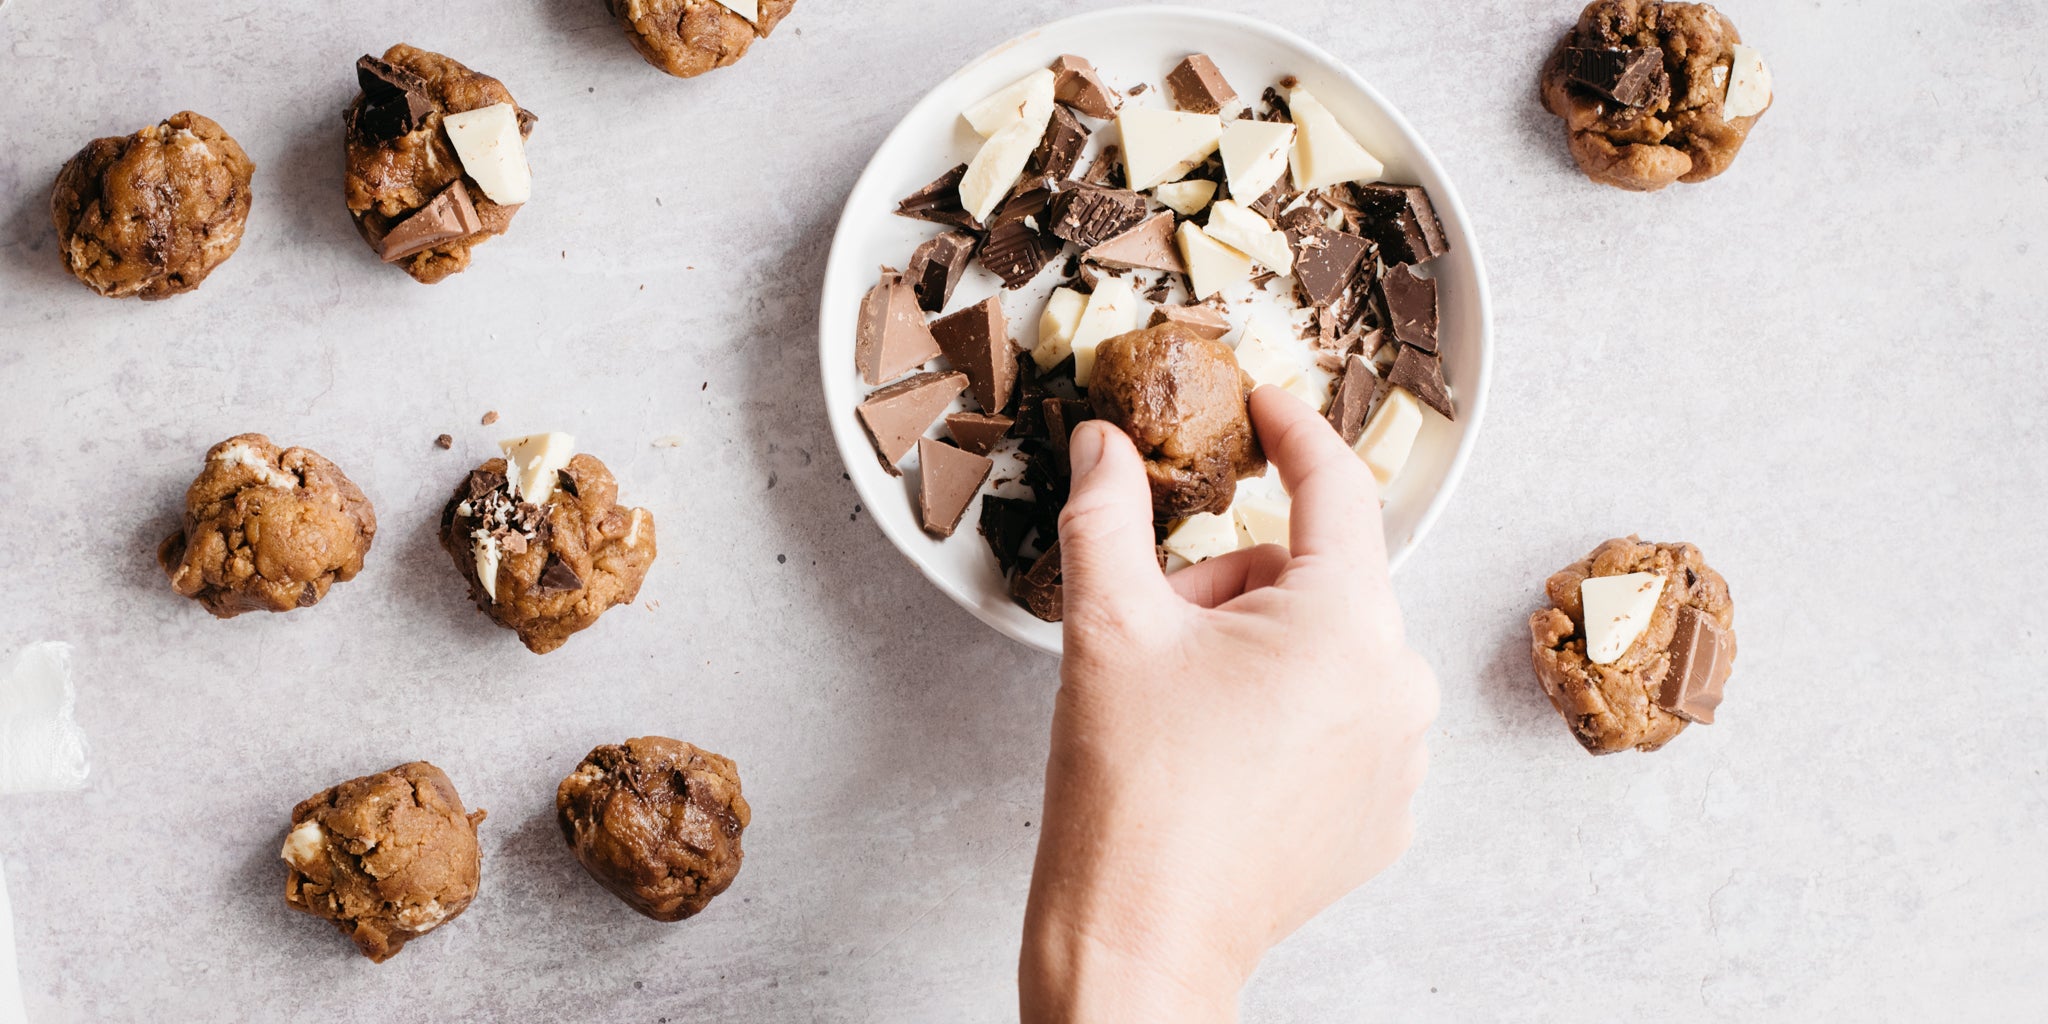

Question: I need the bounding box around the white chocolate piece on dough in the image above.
[1203,200,1293,274]
[472,531,503,604]
[1176,222,1252,301]
[1153,178,1217,216]
[211,442,298,490]
[1286,86,1385,190]
[281,821,325,868]
[1069,277,1142,386]
[711,0,758,24]
[442,103,532,205]
[1354,386,1422,486]
[1580,572,1668,665]
[500,432,576,505]
[1219,119,1295,206]
[1722,43,1772,119]
[1163,511,1245,565]
[1118,108,1223,190]
[1034,286,1089,370]
[964,69,1056,137]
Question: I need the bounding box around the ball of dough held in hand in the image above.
[556,737,751,921]
[1087,322,1267,519]
[50,111,255,299]
[604,0,797,78]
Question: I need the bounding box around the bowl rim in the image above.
[816,3,1495,656]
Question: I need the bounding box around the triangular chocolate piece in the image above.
[907,231,977,313]
[1283,211,1371,309]
[855,267,942,385]
[1325,353,1385,446]
[929,296,1018,413]
[855,371,968,473]
[945,412,1015,457]
[1386,345,1453,421]
[917,437,995,539]
[1029,104,1091,180]
[1149,303,1231,339]
[1084,211,1185,273]
[896,164,980,230]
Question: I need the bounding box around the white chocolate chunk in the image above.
[472,531,503,603]
[1580,572,1668,665]
[1153,178,1217,216]
[960,87,1055,223]
[1722,44,1772,119]
[280,821,325,868]
[1286,86,1385,190]
[1354,386,1422,486]
[1163,512,1245,564]
[1034,286,1089,369]
[1069,277,1142,386]
[1232,493,1291,549]
[1176,221,1252,300]
[1118,108,1223,190]
[442,103,532,205]
[211,442,297,490]
[500,432,576,505]
[1203,200,1293,274]
[964,70,1056,137]
[624,507,648,549]
[1232,318,1300,390]
[1219,119,1295,205]
[711,0,758,24]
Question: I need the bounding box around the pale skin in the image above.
[1019,387,1440,1021]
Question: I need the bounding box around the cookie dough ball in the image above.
[1088,323,1267,519]
[556,737,751,921]
[344,45,536,284]
[281,762,487,963]
[158,434,377,618]
[1528,537,1737,754]
[438,437,656,654]
[50,111,255,299]
[1539,1,1769,191]
[605,0,797,78]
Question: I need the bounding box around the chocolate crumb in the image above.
[1128,83,1148,96]
[481,410,499,426]
[434,434,453,450]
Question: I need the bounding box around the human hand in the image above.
[1018,387,1439,1023]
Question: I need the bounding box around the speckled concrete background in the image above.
[0,1,2043,1020]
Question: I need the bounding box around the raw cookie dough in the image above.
[281,762,487,963]
[438,449,656,654]
[556,737,751,921]
[158,434,377,618]
[1539,0,1767,191]
[50,111,255,299]
[343,44,536,284]
[1088,323,1267,519]
[605,0,797,78]
[1528,536,1736,754]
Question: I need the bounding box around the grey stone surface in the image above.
[0,0,2043,1020]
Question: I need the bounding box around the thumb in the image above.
[1056,421,1178,630]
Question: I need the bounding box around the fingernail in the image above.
[1067,421,1104,478]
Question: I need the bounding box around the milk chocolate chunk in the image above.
[1051,55,1121,119]
[856,371,968,473]
[980,495,1038,575]
[1049,185,1147,247]
[1011,541,1064,622]
[907,231,977,313]
[354,55,434,142]
[1564,46,1669,108]
[1386,345,1452,421]
[1287,218,1371,309]
[1326,354,1385,445]
[1084,211,1185,274]
[1351,183,1448,265]
[897,164,980,230]
[1149,304,1231,339]
[380,180,484,262]
[1380,264,1439,353]
[916,438,995,539]
[1030,105,1091,180]
[1165,54,1238,116]
[931,296,1018,413]
[945,412,1014,457]
[855,268,942,385]
[1660,606,1732,724]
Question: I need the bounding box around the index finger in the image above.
[1247,385,1390,571]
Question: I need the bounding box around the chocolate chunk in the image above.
[945,412,1014,457]
[1030,105,1090,180]
[979,219,1062,290]
[1051,55,1122,119]
[1080,145,1124,188]
[1386,345,1453,421]
[354,55,433,143]
[1380,264,1439,352]
[1048,185,1148,247]
[1564,47,1669,108]
[1042,397,1095,471]
[855,267,942,385]
[463,468,507,503]
[434,433,453,450]
[979,495,1038,575]
[916,437,995,539]
[1247,172,1297,220]
[907,231,977,313]
[1326,354,1386,446]
[896,164,980,230]
[530,554,584,596]
[855,370,969,473]
[1166,55,1239,115]
[555,468,581,499]
[1084,211,1185,274]
[379,181,484,262]
[1259,85,1293,122]
[1010,541,1064,622]
[1350,183,1448,265]
[1149,304,1231,339]
[1286,215,1371,309]
[1660,606,1732,724]
[930,296,1017,413]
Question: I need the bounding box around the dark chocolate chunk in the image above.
[1030,105,1091,180]
[1247,171,1296,220]
[896,164,980,230]
[379,180,484,262]
[1042,397,1095,471]
[1386,345,1453,421]
[980,495,1039,575]
[1048,185,1148,247]
[1285,213,1371,309]
[530,554,584,596]
[354,55,433,143]
[555,468,581,499]
[1259,86,1293,123]
[463,468,507,503]
[1051,55,1122,119]
[917,437,995,539]
[1010,541,1065,622]
[1380,264,1439,352]
[1080,145,1123,188]
[1564,47,1669,108]
[1350,183,1448,265]
[907,230,977,313]
[1166,54,1239,115]
[980,219,1063,290]
[1660,606,1732,724]
[1326,354,1385,446]
[930,296,1017,413]
[945,412,1015,457]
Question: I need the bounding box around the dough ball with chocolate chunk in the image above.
[1528,536,1737,755]
[1540,1,1769,191]
[50,111,255,300]
[438,438,656,654]
[1088,323,1267,519]
[158,433,377,618]
[281,762,487,963]
[344,44,536,284]
[556,737,751,921]
[605,0,797,79]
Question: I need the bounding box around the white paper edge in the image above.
[0,859,25,1024]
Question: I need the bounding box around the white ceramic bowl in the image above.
[819,4,1493,655]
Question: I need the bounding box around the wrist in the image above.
[1019,883,1248,1023]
